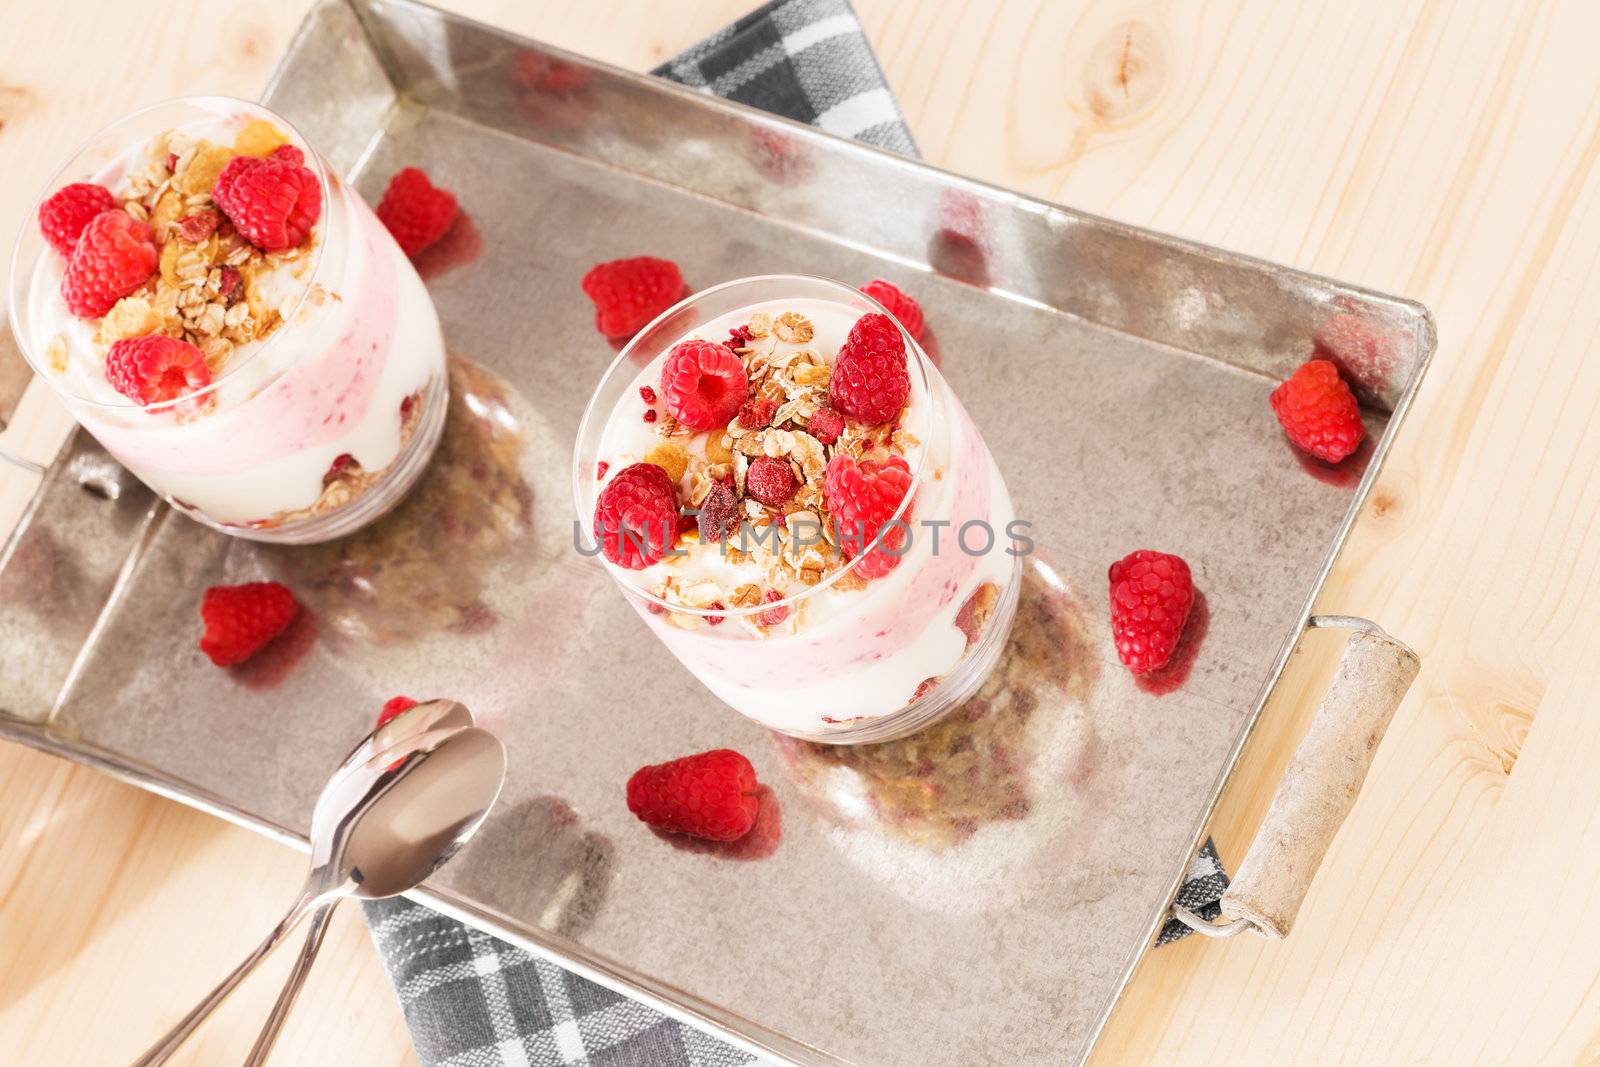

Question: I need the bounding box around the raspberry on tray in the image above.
[376,167,460,257]
[626,749,761,842]
[581,256,684,338]
[199,580,301,667]
[1108,550,1195,675]
[1270,358,1365,463]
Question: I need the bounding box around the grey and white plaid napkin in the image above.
[364,2,1226,1062]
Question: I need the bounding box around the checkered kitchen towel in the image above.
[364,2,1226,1063]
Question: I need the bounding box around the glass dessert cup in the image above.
[573,275,1022,744]
[7,96,448,544]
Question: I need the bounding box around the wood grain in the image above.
[3,0,1600,1063]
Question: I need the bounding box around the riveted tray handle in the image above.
[1170,618,1420,940]
[1217,619,1420,939]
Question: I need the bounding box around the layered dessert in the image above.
[577,276,1020,742]
[9,98,446,542]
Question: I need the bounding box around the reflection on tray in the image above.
[270,355,534,644]
[776,559,1101,852]
[447,795,615,939]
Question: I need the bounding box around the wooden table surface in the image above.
[5,1,1600,1063]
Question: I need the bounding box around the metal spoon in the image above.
[130,700,505,1066]
[241,698,478,1067]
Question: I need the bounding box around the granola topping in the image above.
[599,300,923,637]
[64,120,319,391]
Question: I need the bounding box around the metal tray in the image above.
[0,1,1434,1063]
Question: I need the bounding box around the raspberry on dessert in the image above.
[727,323,754,349]
[212,154,322,252]
[199,580,300,667]
[824,453,913,579]
[60,210,157,319]
[376,695,420,728]
[1270,359,1365,463]
[175,210,221,243]
[626,749,760,842]
[39,182,117,257]
[828,312,910,426]
[705,603,727,626]
[593,461,679,569]
[217,265,243,304]
[697,480,741,544]
[736,395,776,429]
[105,336,212,407]
[322,453,355,487]
[271,144,306,166]
[755,590,790,628]
[581,256,684,337]
[745,455,796,506]
[1108,550,1195,674]
[642,408,658,423]
[639,385,657,403]
[375,167,459,257]
[596,460,609,480]
[807,406,844,445]
[660,338,748,430]
[859,279,925,340]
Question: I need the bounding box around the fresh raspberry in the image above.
[593,461,678,569]
[697,480,741,544]
[60,210,157,319]
[581,256,683,337]
[1270,359,1364,463]
[736,395,776,429]
[105,335,211,407]
[755,590,790,628]
[807,406,843,445]
[659,339,747,430]
[745,455,796,506]
[375,167,459,257]
[39,182,117,257]
[642,408,657,423]
[596,460,609,480]
[199,581,300,667]
[271,144,305,166]
[626,749,759,841]
[1108,550,1194,674]
[376,695,419,728]
[828,313,910,426]
[859,279,925,340]
[212,154,322,252]
[823,453,913,579]
[639,385,657,404]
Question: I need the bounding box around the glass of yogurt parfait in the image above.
[574,275,1022,743]
[8,96,447,543]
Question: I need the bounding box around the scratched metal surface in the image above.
[0,2,1433,1063]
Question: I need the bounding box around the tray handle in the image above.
[1172,616,1420,940]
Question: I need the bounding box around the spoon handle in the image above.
[239,900,338,1067]
[130,892,320,1067]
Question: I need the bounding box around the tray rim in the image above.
[0,0,1439,1063]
